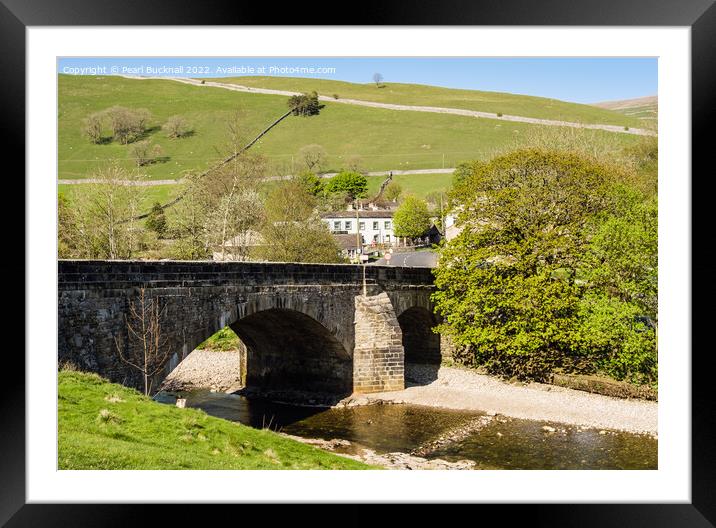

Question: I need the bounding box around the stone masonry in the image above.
[58,260,440,395]
[353,293,405,393]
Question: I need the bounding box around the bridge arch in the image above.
[230,308,352,395]
[385,289,442,384]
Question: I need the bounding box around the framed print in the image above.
[4,0,714,524]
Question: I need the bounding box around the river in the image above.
[155,389,657,470]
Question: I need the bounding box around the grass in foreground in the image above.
[58,370,373,470]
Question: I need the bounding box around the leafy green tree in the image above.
[393,196,431,239]
[383,181,403,202]
[288,91,323,116]
[296,171,324,196]
[324,171,368,200]
[573,186,658,384]
[145,202,167,237]
[433,149,616,380]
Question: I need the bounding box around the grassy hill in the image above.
[58,369,372,470]
[213,76,642,128]
[58,75,643,182]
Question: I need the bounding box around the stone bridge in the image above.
[58,260,441,396]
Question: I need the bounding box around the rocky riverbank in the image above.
[343,364,658,435]
[280,434,475,470]
[160,350,243,393]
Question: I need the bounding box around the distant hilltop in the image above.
[591,95,658,111]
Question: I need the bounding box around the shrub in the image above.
[333,93,339,99]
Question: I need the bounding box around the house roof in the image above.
[321,210,395,219]
[332,233,361,251]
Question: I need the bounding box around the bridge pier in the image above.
[353,293,405,393]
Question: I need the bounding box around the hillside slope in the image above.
[213,76,642,128]
[58,75,643,181]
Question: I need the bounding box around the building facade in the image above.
[321,209,397,247]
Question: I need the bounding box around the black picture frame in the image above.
[4,0,713,524]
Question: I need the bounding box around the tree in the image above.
[298,144,328,172]
[129,140,163,166]
[68,164,145,259]
[324,171,368,200]
[254,180,343,263]
[393,195,431,239]
[573,187,658,384]
[345,155,364,174]
[372,73,384,87]
[145,202,167,237]
[288,91,323,116]
[383,181,403,202]
[296,170,324,196]
[204,188,264,261]
[82,113,104,144]
[169,149,267,261]
[104,106,152,144]
[432,149,617,380]
[114,288,171,396]
[162,115,193,139]
[58,192,76,258]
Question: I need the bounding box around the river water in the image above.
[155,389,657,470]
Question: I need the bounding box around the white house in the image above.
[321,208,398,247]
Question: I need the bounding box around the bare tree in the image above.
[372,73,384,87]
[70,164,145,259]
[162,115,193,139]
[129,140,163,166]
[114,288,171,396]
[299,144,327,172]
[82,113,104,144]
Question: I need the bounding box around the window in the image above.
[373,221,379,230]
[385,221,391,229]
[359,222,365,231]
[385,235,391,243]
[333,221,340,231]
[345,221,352,230]
[373,234,379,243]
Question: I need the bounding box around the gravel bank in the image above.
[346,365,658,435]
[280,434,475,470]
[160,350,243,393]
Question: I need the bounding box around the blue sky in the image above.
[58,57,657,104]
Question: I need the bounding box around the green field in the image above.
[58,369,372,470]
[365,172,453,199]
[58,183,179,210]
[58,75,642,182]
[213,76,641,128]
